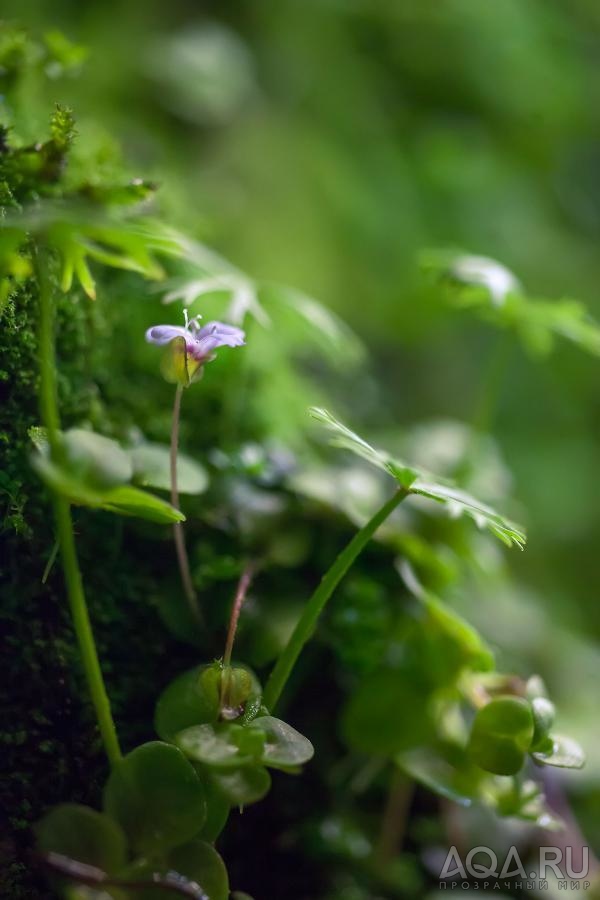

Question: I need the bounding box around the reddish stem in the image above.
[223,562,255,669]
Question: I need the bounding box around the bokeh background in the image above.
[3,1,600,898]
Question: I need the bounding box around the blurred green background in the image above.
[3,0,600,896]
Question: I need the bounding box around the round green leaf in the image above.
[197,774,231,842]
[103,741,206,855]
[176,723,254,769]
[209,765,271,806]
[169,841,229,900]
[249,716,314,768]
[63,429,132,490]
[468,696,534,776]
[131,443,208,495]
[122,842,228,900]
[532,735,585,770]
[155,666,220,741]
[34,803,127,874]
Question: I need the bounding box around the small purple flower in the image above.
[146,314,245,386]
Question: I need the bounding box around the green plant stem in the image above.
[170,384,201,623]
[263,487,410,711]
[52,497,122,766]
[37,251,121,767]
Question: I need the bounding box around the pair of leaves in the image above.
[468,696,535,776]
[32,428,208,524]
[424,250,600,357]
[468,694,585,776]
[36,742,228,899]
[176,716,314,773]
[155,664,284,810]
[309,407,525,549]
[156,668,314,804]
[393,677,583,824]
[31,429,185,525]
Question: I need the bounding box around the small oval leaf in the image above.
[131,443,208,495]
[100,484,185,523]
[169,841,229,900]
[103,741,206,855]
[468,696,534,776]
[250,716,314,768]
[62,429,133,489]
[35,803,127,874]
[176,723,253,769]
[532,735,585,770]
[209,765,271,806]
[155,666,220,741]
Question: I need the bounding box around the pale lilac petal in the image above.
[192,321,246,357]
[145,325,190,346]
[191,334,221,357]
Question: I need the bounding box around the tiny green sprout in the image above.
[220,667,254,720]
[468,695,534,776]
[198,662,255,722]
[198,664,222,715]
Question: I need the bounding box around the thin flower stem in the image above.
[263,487,410,712]
[223,562,255,670]
[220,562,255,712]
[37,250,121,768]
[170,384,201,624]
